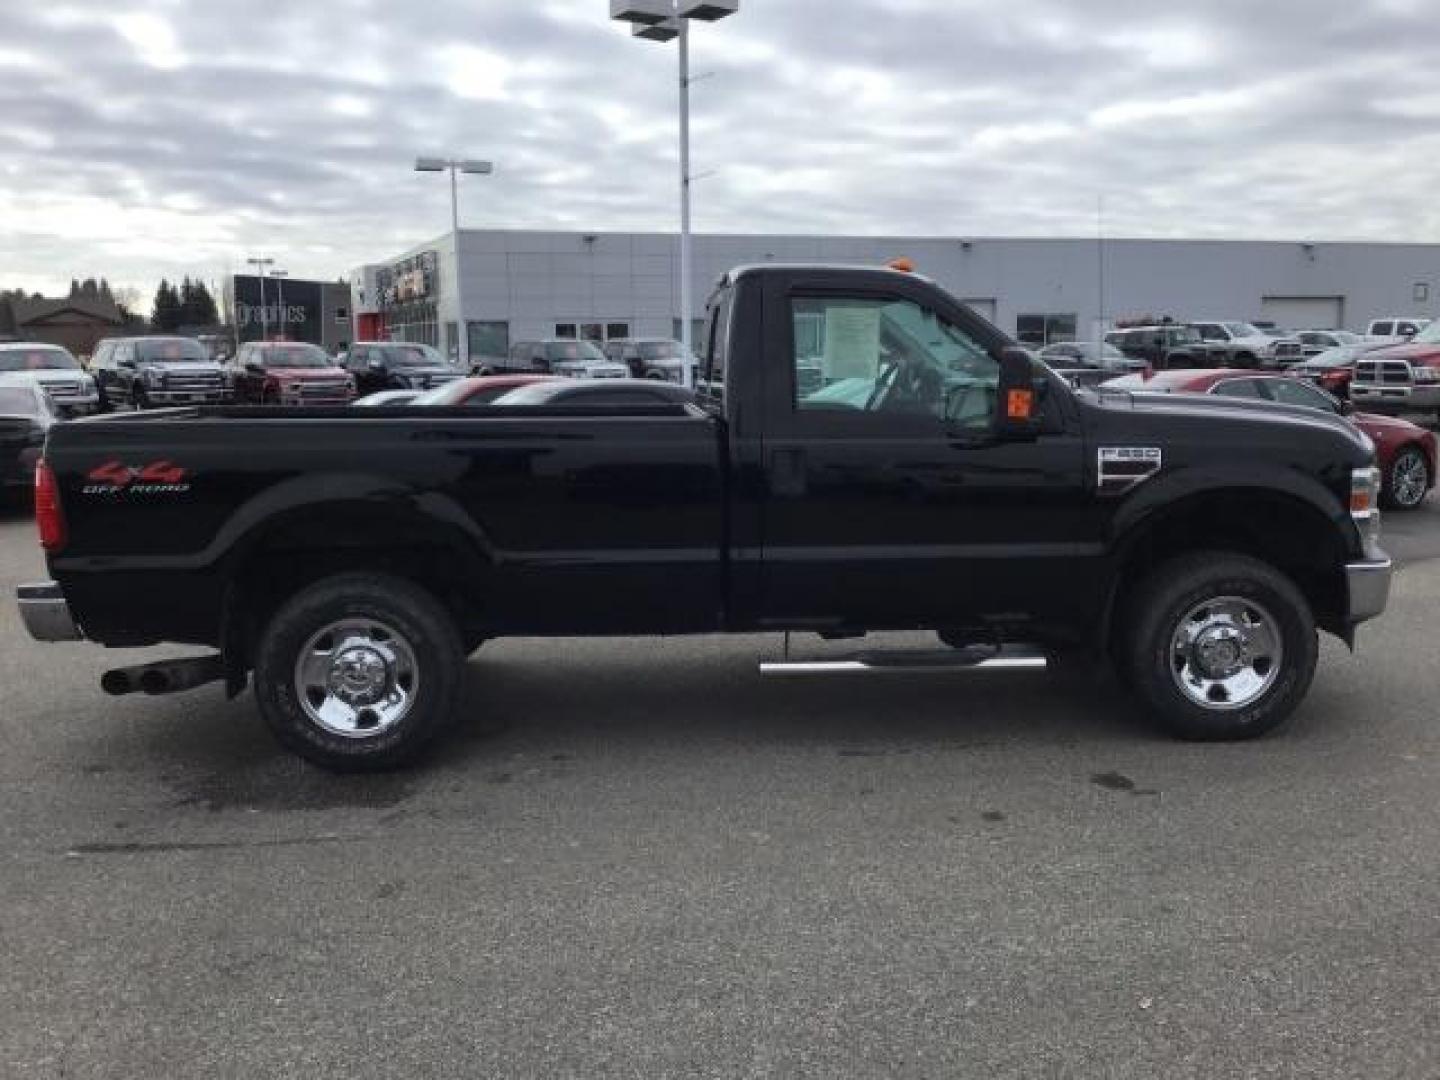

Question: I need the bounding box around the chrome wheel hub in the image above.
[1171,597,1282,711]
[1393,452,1428,508]
[295,619,419,738]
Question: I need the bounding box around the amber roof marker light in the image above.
[886,257,916,273]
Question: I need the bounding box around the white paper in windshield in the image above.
[823,305,881,381]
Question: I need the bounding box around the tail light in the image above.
[35,459,66,552]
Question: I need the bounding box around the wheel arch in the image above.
[1101,484,1353,660]
[216,474,497,672]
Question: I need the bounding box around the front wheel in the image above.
[1383,446,1431,510]
[252,573,464,771]
[1123,552,1317,741]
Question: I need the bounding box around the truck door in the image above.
[756,274,1100,633]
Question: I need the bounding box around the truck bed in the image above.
[45,404,728,646]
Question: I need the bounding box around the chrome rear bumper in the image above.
[16,582,82,642]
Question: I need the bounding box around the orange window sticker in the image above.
[1006,389,1034,419]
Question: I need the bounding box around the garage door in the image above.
[961,298,998,325]
[1261,296,1344,331]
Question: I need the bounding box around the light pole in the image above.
[416,156,494,369]
[270,269,289,341]
[246,256,274,342]
[610,1,739,389]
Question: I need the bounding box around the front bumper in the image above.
[1345,554,1393,626]
[1351,384,1440,411]
[146,389,230,405]
[16,582,83,642]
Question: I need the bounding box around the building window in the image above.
[468,321,509,361]
[334,307,349,323]
[580,323,605,343]
[606,322,630,341]
[554,323,577,339]
[672,318,706,346]
[1415,283,1430,304]
[1016,313,1077,347]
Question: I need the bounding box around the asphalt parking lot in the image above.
[2,498,1439,1078]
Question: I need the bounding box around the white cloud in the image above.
[111,12,186,71]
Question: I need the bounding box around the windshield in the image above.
[1223,322,1261,337]
[138,339,210,363]
[255,344,332,368]
[1411,321,1440,344]
[545,341,607,362]
[0,386,42,416]
[0,347,80,372]
[378,344,444,368]
[1307,347,1358,368]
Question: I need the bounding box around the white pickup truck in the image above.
[1362,317,1431,346]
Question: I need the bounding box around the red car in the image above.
[410,374,559,406]
[231,341,355,406]
[1107,369,1436,510]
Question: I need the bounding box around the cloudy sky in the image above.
[3,0,1439,304]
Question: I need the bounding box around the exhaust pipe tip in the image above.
[138,669,171,695]
[100,669,134,696]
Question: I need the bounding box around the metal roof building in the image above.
[354,230,1440,361]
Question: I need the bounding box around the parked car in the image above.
[352,390,422,407]
[1363,317,1431,346]
[229,341,356,406]
[17,262,1395,771]
[1190,321,1305,368]
[342,342,464,397]
[1295,330,1364,358]
[487,378,696,406]
[483,339,630,379]
[1037,341,1149,375]
[91,336,229,411]
[1105,369,1434,509]
[1105,325,1220,370]
[1351,318,1440,420]
[1289,345,1370,400]
[602,338,699,383]
[0,343,100,416]
[410,375,559,407]
[0,382,57,498]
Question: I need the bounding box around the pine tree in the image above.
[177,276,196,326]
[81,278,99,301]
[192,280,219,325]
[99,278,114,303]
[69,279,81,299]
[152,279,181,330]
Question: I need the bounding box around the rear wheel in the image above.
[1123,552,1317,741]
[1384,446,1431,510]
[253,573,463,771]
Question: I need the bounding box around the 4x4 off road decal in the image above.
[83,460,192,496]
[1098,447,1162,494]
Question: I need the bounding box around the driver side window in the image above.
[790,295,996,430]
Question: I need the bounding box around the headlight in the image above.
[144,368,165,388]
[1350,466,1382,547]
[1413,366,1440,384]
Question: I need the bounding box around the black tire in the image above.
[1383,446,1431,510]
[253,573,463,771]
[1123,552,1317,741]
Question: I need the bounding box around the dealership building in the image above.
[352,230,1440,361]
[225,274,353,354]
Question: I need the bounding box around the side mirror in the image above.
[994,347,1043,439]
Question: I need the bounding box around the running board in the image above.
[760,646,1048,677]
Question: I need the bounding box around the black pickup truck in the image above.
[18,264,1393,770]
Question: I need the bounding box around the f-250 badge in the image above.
[1097,447,1162,494]
[83,460,192,496]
